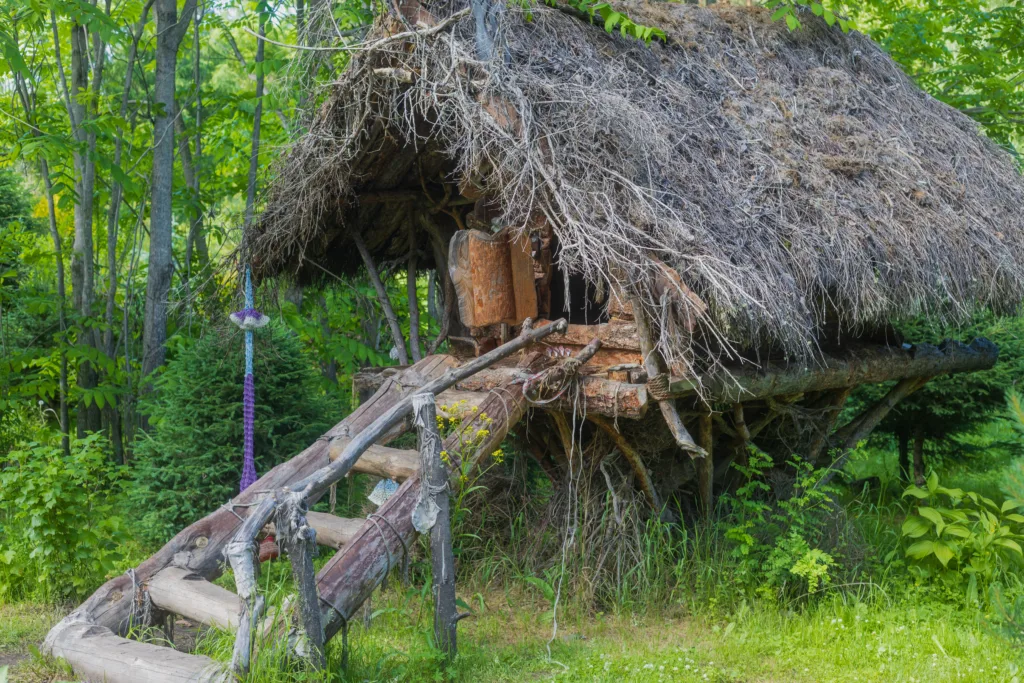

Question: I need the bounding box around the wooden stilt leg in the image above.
[411,394,458,663]
[697,414,714,518]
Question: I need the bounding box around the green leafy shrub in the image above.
[724,448,842,599]
[901,472,1024,603]
[130,323,335,545]
[0,433,127,602]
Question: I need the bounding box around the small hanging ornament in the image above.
[231,267,267,492]
[367,478,400,507]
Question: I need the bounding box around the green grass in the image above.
[179,585,1024,682]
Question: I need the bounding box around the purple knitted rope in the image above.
[240,372,258,491]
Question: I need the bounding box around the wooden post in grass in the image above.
[411,393,459,662]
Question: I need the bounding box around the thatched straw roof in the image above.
[249,1,1024,365]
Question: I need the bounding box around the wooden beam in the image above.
[329,441,419,481]
[354,231,408,365]
[817,376,930,488]
[147,567,240,632]
[667,339,997,401]
[45,621,227,683]
[532,319,640,350]
[455,367,648,418]
[806,388,852,464]
[268,512,363,550]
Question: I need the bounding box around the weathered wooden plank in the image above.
[508,232,538,323]
[147,567,240,631]
[667,339,998,401]
[45,621,226,683]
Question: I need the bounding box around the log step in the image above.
[148,567,240,632]
[268,511,363,550]
[45,620,227,683]
[331,439,419,480]
[435,388,489,419]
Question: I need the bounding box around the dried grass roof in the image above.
[249,1,1024,364]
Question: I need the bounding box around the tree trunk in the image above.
[141,0,197,389]
[407,223,422,362]
[353,232,409,365]
[897,428,910,483]
[912,428,925,486]
[40,160,70,456]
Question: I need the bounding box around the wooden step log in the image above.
[330,440,419,481]
[148,567,240,632]
[267,511,363,550]
[435,388,489,419]
[45,620,227,683]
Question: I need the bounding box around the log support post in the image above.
[226,497,274,675]
[806,387,852,464]
[276,489,326,670]
[696,414,714,518]
[354,230,409,365]
[411,393,459,663]
[818,376,930,488]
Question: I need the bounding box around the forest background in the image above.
[2,0,1024,681]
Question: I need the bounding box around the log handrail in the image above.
[227,318,568,672]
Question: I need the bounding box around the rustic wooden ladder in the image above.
[43,319,568,683]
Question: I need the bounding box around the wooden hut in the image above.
[45,2,1024,680]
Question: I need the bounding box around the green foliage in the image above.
[0,433,127,603]
[766,0,852,33]
[129,323,335,545]
[724,448,841,598]
[546,0,666,44]
[900,473,1024,603]
[849,0,1024,157]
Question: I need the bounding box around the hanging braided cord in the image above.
[232,267,269,492]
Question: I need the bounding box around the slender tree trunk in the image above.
[141,0,197,393]
[897,428,910,483]
[40,160,70,457]
[407,222,422,362]
[318,295,337,385]
[242,9,266,239]
[102,0,151,464]
[912,428,925,486]
[354,233,409,366]
[55,14,102,435]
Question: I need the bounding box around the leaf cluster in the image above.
[0,433,127,602]
[901,472,1024,603]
